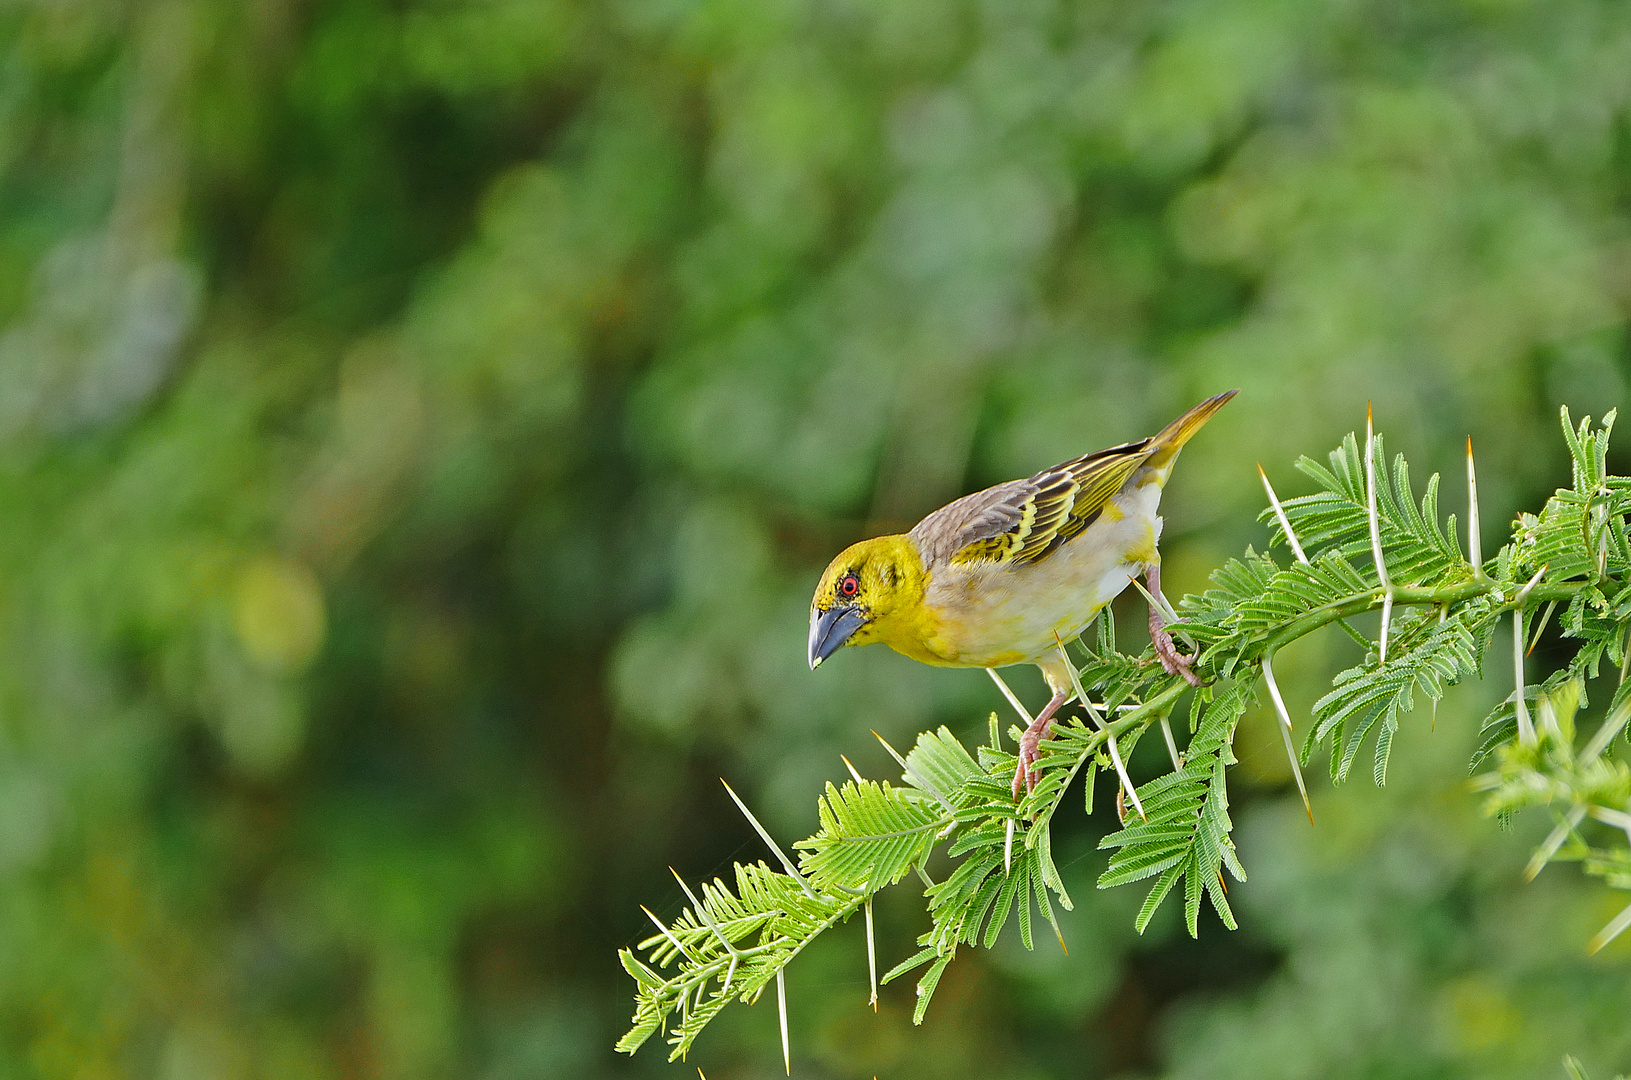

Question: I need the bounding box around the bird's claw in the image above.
[1152,624,1206,687]
[1012,736,1041,799]
[1145,563,1207,687]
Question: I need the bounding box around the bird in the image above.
[807,390,1236,797]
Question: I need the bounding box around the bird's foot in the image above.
[1145,563,1206,687]
[1012,731,1041,798]
[1152,622,1205,687]
[1007,685,1068,800]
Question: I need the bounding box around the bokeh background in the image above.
[4,0,1631,1076]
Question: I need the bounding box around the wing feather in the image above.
[910,440,1153,569]
[908,393,1236,570]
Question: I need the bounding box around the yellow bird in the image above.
[808,391,1236,796]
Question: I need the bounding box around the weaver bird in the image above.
[808,391,1236,797]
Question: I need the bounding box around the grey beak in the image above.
[809,606,867,669]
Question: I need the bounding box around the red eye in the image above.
[838,574,859,598]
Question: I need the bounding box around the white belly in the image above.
[922,480,1165,668]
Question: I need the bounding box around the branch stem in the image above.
[1260,579,1578,658]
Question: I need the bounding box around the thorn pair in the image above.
[1256,467,1315,825]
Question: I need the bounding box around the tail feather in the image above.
[1143,389,1237,470]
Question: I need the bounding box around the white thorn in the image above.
[1262,654,1313,824]
[1588,900,1631,955]
[1054,639,1144,821]
[670,869,742,961]
[1527,600,1556,655]
[1261,658,1292,735]
[872,731,955,813]
[1364,405,1395,663]
[1129,576,1183,628]
[986,667,1034,726]
[1378,589,1394,665]
[1004,817,1014,876]
[1259,463,1309,563]
[1584,694,1631,762]
[1466,437,1483,575]
[721,780,818,899]
[1537,693,1564,743]
[864,898,878,1011]
[1513,610,1535,746]
[640,905,698,963]
[777,968,791,1075]
[840,755,866,785]
[1129,578,1198,655]
[1507,566,1547,749]
[1051,639,1098,726]
[1525,805,1586,881]
[1514,566,1547,604]
[1587,804,1631,844]
[1364,404,1392,590]
[1104,738,1143,822]
[1160,716,1182,772]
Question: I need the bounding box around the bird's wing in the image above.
[909,439,1153,569]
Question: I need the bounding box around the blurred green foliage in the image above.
[1,0,1629,1077]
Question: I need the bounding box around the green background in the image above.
[1,0,1629,1076]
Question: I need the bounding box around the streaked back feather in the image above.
[908,390,1236,570]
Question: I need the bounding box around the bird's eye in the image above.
[838,574,860,598]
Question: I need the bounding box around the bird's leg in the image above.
[1013,686,1070,798]
[1147,563,1204,687]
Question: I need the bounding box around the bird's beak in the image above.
[809,605,867,670]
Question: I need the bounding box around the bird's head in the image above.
[808,535,927,670]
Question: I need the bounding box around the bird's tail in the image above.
[1142,389,1238,471]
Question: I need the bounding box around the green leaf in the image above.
[905,726,983,803]
[1312,607,1482,782]
[797,781,945,893]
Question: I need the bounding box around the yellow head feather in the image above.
[809,535,941,666]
